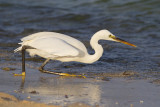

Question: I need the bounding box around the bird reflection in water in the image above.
[17,75,101,106]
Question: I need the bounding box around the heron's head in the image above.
[97,29,137,47]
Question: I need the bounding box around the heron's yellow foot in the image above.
[13,72,26,76]
[59,73,86,78]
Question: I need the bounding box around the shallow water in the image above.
[1,70,160,107]
[0,0,160,76]
[0,0,160,106]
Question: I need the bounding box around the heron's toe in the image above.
[13,72,25,76]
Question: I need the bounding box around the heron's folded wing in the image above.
[29,37,79,57]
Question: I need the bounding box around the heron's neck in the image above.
[85,35,103,63]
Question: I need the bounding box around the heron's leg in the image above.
[38,59,61,74]
[14,45,35,76]
[39,59,50,71]
[22,46,25,75]
[39,60,86,78]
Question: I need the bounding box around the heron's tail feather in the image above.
[14,46,22,53]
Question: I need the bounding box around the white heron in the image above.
[14,29,136,77]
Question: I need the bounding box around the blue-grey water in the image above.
[0,0,160,107]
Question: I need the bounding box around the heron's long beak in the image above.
[111,36,137,47]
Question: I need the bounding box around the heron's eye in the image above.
[109,35,112,38]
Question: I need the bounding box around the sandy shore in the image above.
[0,92,59,107]
[0,92,91,107]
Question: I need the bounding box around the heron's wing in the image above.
[29,37,79,57]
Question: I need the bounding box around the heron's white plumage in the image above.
[15,30,136,64]
[28,37,80,57]
[15,32,89,62]
[21,32,87,53]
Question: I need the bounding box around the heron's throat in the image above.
[86,36,103,63]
